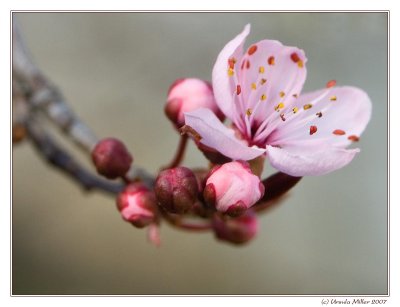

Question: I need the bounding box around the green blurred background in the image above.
[12,12,388,295]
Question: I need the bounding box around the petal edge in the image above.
[266,145,360,176]
[212,24,251,119]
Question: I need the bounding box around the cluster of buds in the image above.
[89,25,371,246]
[152,163,265,244]
[88,77,305,246]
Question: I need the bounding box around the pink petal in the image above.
[266,86,372,148]
[266,145,360,176]
[184,108,265,161]
[237,40,307,124]
[212,24,250,120]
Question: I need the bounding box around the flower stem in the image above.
[160,208,211,232]
[163,135,188,170]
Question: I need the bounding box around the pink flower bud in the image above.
[92,138,133,179]
[154,167,199,214]
[116,183,158,228]
[212,211,259,245]
[165,78,224,128]
[204,161,264,217]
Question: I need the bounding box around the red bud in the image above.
[154,167,199,214]
[92,138,133,179]
[116,183,158,228]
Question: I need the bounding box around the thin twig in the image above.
[162,135,188,170]
[159,208,211,232]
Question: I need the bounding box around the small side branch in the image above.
[162,135,188,170]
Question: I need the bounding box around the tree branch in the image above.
[12,17,155,192]
[13,18,98,153]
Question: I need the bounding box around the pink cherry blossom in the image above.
[184,24,372,176]
[204,161,265,216]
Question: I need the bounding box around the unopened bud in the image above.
[204,161,264,217]
[116,183,158,228]
[165,78,224,128]
[91,138,133,179]
[155,167,199,214]
[212,211,259,245]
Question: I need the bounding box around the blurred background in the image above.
[12,12,388,295]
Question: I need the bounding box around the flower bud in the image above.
[116,183,158,228]
[91,138,133,179]
[212,211,259,245]
[204,161,264,217]
[155,167,199,214]
[165,78,224,128]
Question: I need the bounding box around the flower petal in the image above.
[212,24,250,120]
[266,86,372,148]
[266,145,360,176]
[184,108,265,161]
[237,40,307,124]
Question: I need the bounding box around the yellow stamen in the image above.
[297,60,304,68]
[303,104,312,110]
[275,102,284,111]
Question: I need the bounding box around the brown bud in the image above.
[91,138,133,179]
[154,167,199,214]
[212,211,259,245]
